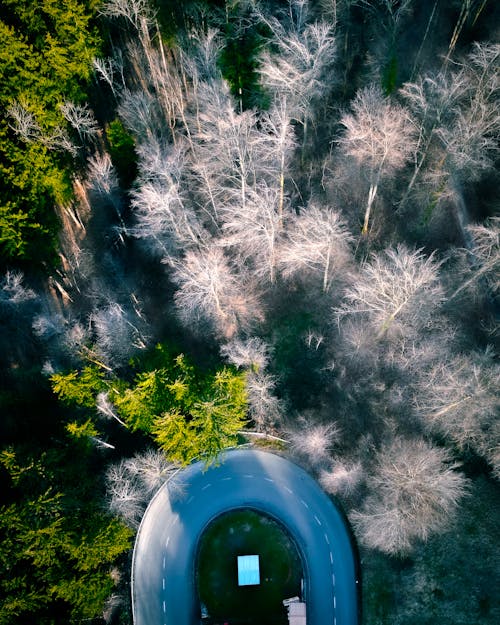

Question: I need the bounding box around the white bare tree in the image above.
[7,101,42,142]
[352,437,468,555]
[1,271,36,305]
[338,85,416,234]
[90,302,147,365]
[289,418,341,466]
[257,0,336,138]
[279,203,354,291]
[60,102,99,142]
[400,44,499,210]
[169,246,261,338]
[220,337,271,371]
[413,349,500,476]
[124,448,179,495]
[105,461,146,528]
[221,182,283,283]
[130,152,205,258]
[336,245,444,341]
[245,370,284,432]
[448,217,500,302]
[319,460,363,497]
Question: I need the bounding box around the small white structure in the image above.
[237,555,260,586]
[283,597,307,625]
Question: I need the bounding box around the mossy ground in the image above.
[196,509,303,625]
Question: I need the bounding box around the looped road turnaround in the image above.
[131,448,360,625]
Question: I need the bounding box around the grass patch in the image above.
[197,509,303,624]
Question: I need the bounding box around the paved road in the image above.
[132,448,360,625]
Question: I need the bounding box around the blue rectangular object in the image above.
[237,555,260,586]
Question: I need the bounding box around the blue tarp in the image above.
[237,555,260,586]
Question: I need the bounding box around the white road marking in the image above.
[187,496,194,504]
[162,578,165,590]
[332,573,336,586]
[171,517,178,527]
[163,601,166,613]
[334,596,336,609]
[243,474,254,478]
[284,486,292,494]
[300,499,309,509]
[221,477,232,481]
[202,483,212,490]
[324,532,330,545]
[329,551,333,564]
[165,537,170,548]
[314,514,322,526]
[264,477,274,483]
[163,556,166,569]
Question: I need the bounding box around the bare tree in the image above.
[352,437,468,555]
[336,245,444,341]
[448,217,500,302]
[87,153,120,197]
[221,182,283,283]
[413,349,500,476]
[124,448,179,495]
[289,418,341,466]
[338,85,416,234]
[257,0,336,138]
[279,203,353,291]
[245,370,284,432]
[60,102,99,142]
[169,246,261,338]
[7,101,42,142]
[90,302,147,365]
[97,392,128,427]
[400,44,499,211]
[220,337,271,371]
[1,271,36,305]
[105,461,146,528]
[130,155,205,258]
[319,460,363,497]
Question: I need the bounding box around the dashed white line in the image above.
[221,477,232,481]
[329,551,333,564]
[162,578,165,590]
[163,601,166,613]
[264,477,274,483]
[314,514,322,526]
[243,474,254,478]
[163,556,166,569]
[284,486,292,494]
[202,483,212,490]
[324,532,330,545]
[187,496,194,504]
[332,572,336,586]
[165,536,170,548]
[300,499,309,509]
[334,596,336,609]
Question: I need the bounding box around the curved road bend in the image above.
[132,448,360,625]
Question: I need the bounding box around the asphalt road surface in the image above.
[131,448,360,625]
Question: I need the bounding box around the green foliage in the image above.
[218,7,268,110]
[0,446,132,625]
[51,365,106,408]
[114,345,248,464]
[0,0,101,266]
[107,117,138,187]
[382,54,398,95]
